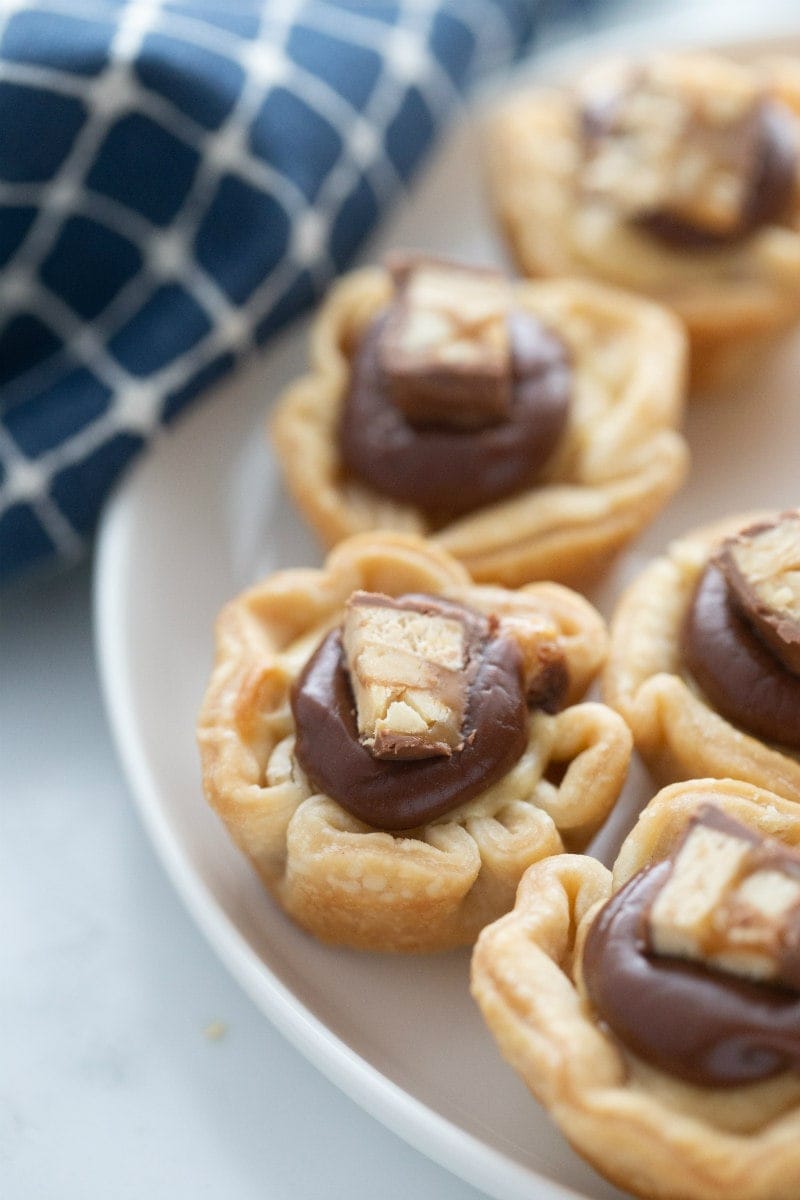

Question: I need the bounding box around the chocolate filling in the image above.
[681,562,800,749]
[337,311,571,518]
[716,515,800,676]
[290,596,529,831]
[583,96,797,249]
[582,858,800,1087]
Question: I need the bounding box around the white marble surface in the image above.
[5,3,800,1197]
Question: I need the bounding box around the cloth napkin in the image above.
[0,0,592,585]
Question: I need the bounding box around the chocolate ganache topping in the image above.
[581,71,797,249]
[583,807,800,1087]
[682,516,800,750]
[338,259,571,518]
[290,592,556,831]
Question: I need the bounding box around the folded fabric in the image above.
[0,0,591,585]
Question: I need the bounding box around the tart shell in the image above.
[486,55,800,389]
[197,533,632,951]
[471,778,800,1200]
[270,268,688,590]
[603,512,800,803]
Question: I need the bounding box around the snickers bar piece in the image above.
[581,56,797,244]
[716,511,800,675]
[647,805,800,989]
[342,590,485,760]
[379,257,513,429]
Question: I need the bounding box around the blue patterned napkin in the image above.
[0,0,591,585]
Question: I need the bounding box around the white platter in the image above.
[95,9,800,1200]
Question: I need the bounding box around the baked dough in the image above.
[603,511,800,803]
[270,266,688,589]
[471,778,800,1200]
[486,53,800,388]
[197,533,632,951]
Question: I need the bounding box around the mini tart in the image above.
[270,266,688,590]
[471,779,800,1200]
[603,511,800,802]
[486,53,800,388]
[197,533,632,952]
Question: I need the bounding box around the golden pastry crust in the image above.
[486,53,800,388]
[603,511,800,802]
[270,266,688,590]
[197,533,632,951]
[471,779,800,1200]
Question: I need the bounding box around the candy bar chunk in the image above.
[648,805,800,988]
[342,591,478,760]
[716,511,800,675]
[497,611,568,712]
[581,59,763,235]
[379,257,513,429]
